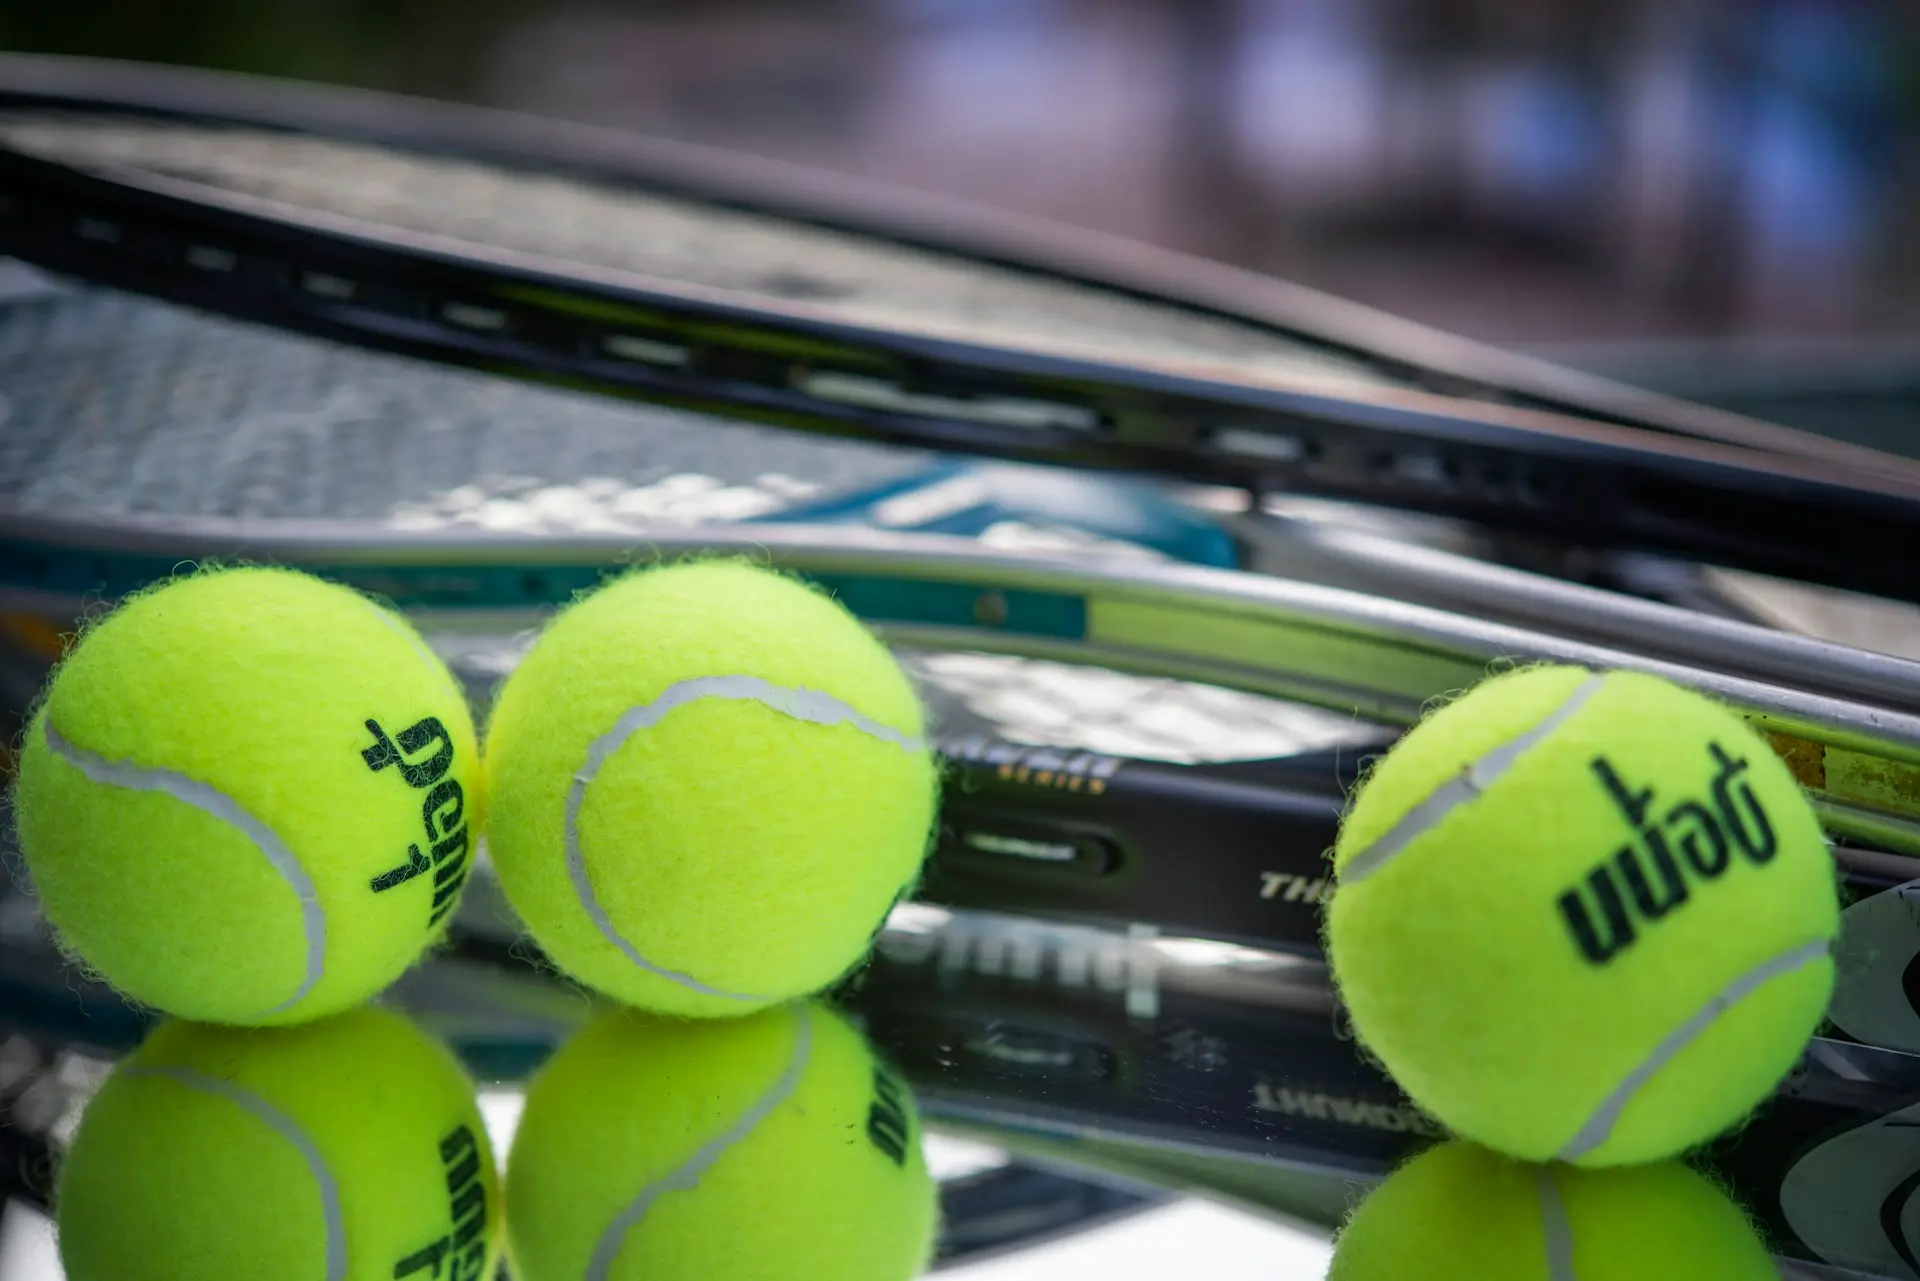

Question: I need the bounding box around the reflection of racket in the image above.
[859,906,1920,1279]
[4,876,1920,1278]
[10,60,1920,600]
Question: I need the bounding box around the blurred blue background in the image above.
[4,0,1915,349]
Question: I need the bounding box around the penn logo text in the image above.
[363,716,473,926]
[866,1066,912,1168]
[390,1124,490,1280]
[1558,742,1778,966]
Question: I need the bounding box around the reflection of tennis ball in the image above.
[1327,664,1838,1167]
[14,567,481,1025]
[485,561,937,1017]
[58,1007,502,1281]
[1331,1141,1775,1280]
[507,1002,937,1281]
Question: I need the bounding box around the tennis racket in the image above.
[6,57,1920,604]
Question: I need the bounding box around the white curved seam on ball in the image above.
[1533,1167,1577,1281]
[1339,673,1606,885]
[567,675,925,1000]
[43,721,325,1016]
[585,1004,815,1281]
[364,598,462,698]
[124,1064,346,1281]
[1557,937,1831,1161]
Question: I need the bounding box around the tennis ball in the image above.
[14,566,482,1025]
[507,1001,937,1281]
[485,560,937,1017]
[1330,1140,1776,1280]
[1326,664,1838,1167]
[57,1006,502,1281]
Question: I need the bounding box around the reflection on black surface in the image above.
[847,901,1920,1278]
[856,903,1408,1179]
[22,869,1920,1275]
[1778,1091,1920,1280]
[507,1001,936,1281]
[1327,1141,1774,1281]
[56,1006,501,1281]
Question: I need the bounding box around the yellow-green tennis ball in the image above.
[1330,1140,1776,1280]
[485,560,937,1017]
[507,1001,937,1281]
[57,1006,502,1281]
[14,566,482,1025]
[1327,664,1838,1167]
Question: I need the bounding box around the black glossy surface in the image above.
[0,818,1916,1279]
